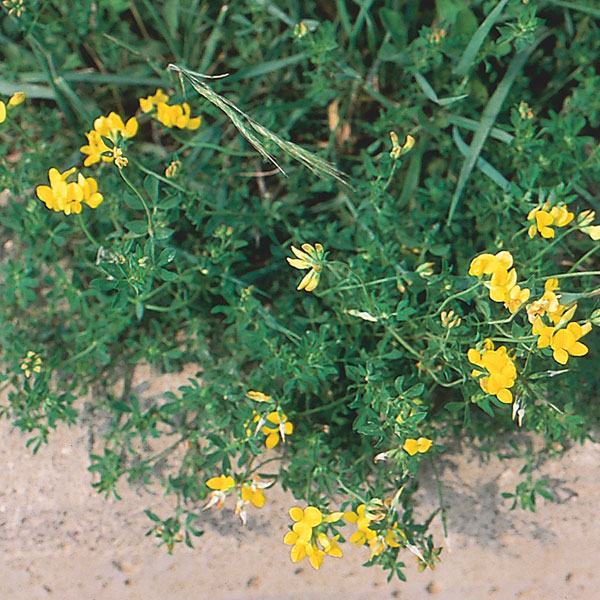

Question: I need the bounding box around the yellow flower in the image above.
[0,101,6,123]
[155,101,202,130]
[36,168,103,216]
[206,474,235,491]
[468,340,517,404]
[403,437,432,456]
[80,112,138,166]
[241,483,266,508]
[8,91,25,106]
[468,251,512,277]
[531,316,554,348]
[577,210,600,240]
[390,132,415,159]
[505,284,531,314]
[94,112,138,140]
[246,390,271,403]
[139,89,170,113]
[203,474,235,510]
[527,203,574,238]
[261,411,293,448]
[344,504,377,546]
[469,251,529,313]
[20,351,42,378]
[550,322,592,365]
[80,130,113,166]
[287,243,326,292]
[235,477,269,525]
[284,507,342,569]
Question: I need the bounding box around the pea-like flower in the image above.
[203,474,235,510]
[287,242,326,292]
[0,91,26,124]
[284,506,343,569]
[550,322,592,365]
[403,437,433,456]
[260,411,293,448]
[139,89,201,130]
[468,339,517,404]
[527,202,574,238]
[36,168,103,215]
[80,111,138,166]
[469,251,530,314]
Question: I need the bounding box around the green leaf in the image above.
[448,31,551,224]
[379,8,407,48]
[454,0,511,76]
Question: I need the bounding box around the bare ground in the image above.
[1,366,598,600]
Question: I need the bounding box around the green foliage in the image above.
[1,0,600,581]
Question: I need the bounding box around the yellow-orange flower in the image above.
[261,411,293,448]
[403,437,433,456]
[36,167,103,215]
[550,322,592,365]
[528,203,574,238]
[468,339,517,404]
[287,243,326,292]
[80,112,138,166]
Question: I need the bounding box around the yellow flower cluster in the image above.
[528,279,592,365]
[344,500,405,559]
[139,89,201,130]
[20,351,42,378]
[204,474,267,525]
[284,506,343,569]
[287,242,326,292]
[469,251,530,314]
[0,91,25,123]
[260,411,293,448]
[468,339,517,404]
[80,112,138,167]
[389,132,415,159]
[527,202,574,238]
[36,167,103,216]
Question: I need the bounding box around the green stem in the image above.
[117,166,155,261]
[77,212,99,246]
[430,457,448,540]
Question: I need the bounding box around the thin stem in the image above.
[430,456,449,541]
[77,212,100,246]
[118,166,154,239]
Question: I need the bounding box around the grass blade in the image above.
[454,0,511,76]
[168,64,351,187]
[452,126,509,190]
[447,31,550,225]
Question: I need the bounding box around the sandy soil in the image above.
[1,366,598,600]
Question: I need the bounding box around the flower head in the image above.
[260,411,293,448]
[203,474,235,510]
[468,339,517,404]
[36,168,103,215]
[403,437,433,456]
[550,322,592,365]
[284,506,343,569]
[287,243,326,292]
[80,112,137,166]
[527,202,574,238]
[20,351,42,378]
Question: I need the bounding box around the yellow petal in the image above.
[289,507,304,521]
[303,506,323,527]
[403,439,418,456]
